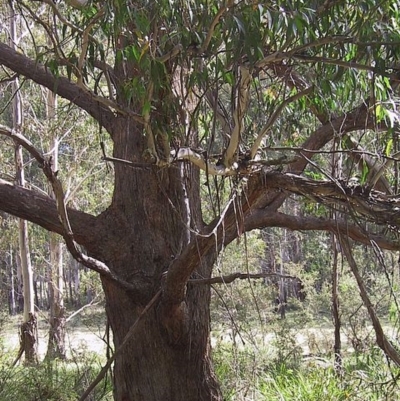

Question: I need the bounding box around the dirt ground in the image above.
[3,317,397,362]
[2,326,108,359]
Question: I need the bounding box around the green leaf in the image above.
[233,15,246,34]
[360,160,369,184]
[142,100,151,117]
[385,138,393,157]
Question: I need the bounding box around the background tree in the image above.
[0,1,400,400]
[9,0,38,365]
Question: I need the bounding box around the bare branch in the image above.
[244,211,400,251]
[0,124,147,294]
[339,235,400,366]
[65,297,101,323]
[262,171,400,227]
[189,271,296,285]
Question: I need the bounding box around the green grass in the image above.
[213,343,400,401]
[0,350,112,401]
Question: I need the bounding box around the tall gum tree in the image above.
[9,0,38,365]
[1,1,400,399]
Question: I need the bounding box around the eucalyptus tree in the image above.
[1,0,400,399]
[8,0,38,364]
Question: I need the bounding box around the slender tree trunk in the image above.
[15,190,38,364]
[279,238,286,319]
[45,89,66,359]
[47,236,66,359]
[331,233,342,371]
[16,256,24,313]
[10,1,38,364]
[8,247,17,315]
[331,138,342,372]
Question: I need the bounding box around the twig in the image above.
[65,297,100,323]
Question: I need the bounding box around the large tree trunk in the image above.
[92,119,222,401]
[103,281,220,401]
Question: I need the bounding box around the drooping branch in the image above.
[0,42,115,130]
[339,234,400,366]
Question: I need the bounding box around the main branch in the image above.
[0,42,115,130]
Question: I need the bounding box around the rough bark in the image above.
[90,117,221,400]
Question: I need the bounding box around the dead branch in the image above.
[65,297,101,323]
